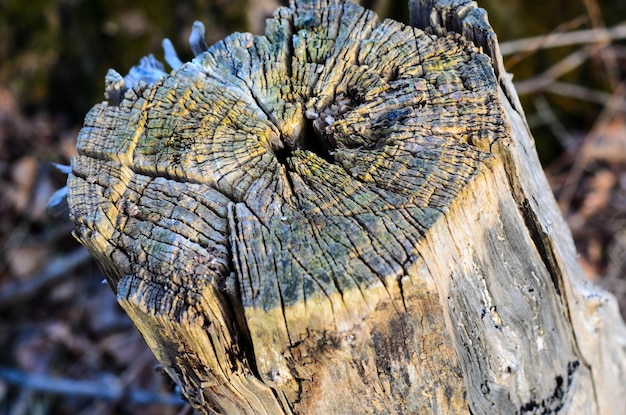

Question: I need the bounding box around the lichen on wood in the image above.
[66,0,626,414]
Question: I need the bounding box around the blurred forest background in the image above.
[1,0,625,413]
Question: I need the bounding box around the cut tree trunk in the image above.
[66,0,626,413]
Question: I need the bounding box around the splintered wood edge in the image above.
[409,0,525,115]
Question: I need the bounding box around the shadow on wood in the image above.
[66,0,626,413]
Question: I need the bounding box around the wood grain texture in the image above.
[67,0,626,413]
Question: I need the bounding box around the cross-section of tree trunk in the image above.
[66,0,626,413]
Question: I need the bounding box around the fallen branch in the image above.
[514,47,592,95]
[499,23,626,56]
[0,366,185,406]
[544,81,626,111]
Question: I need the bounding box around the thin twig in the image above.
[0,248,92,308]
[582,0,622,88]
[543,81,626,112]
[504,15,589,69]
[558,83,626,214]
[514,47,593,95]
[80,349,158,415]
[532,95,574,150]
[499,23,626,56]
[0,366,185,407]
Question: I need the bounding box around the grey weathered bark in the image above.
[66,0,626,413]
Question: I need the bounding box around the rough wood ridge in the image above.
[66,0,626,413]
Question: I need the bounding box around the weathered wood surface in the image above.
[410,1,626,413]
[67,0,626,413]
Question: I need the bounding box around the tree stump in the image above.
[66,0,626,413]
